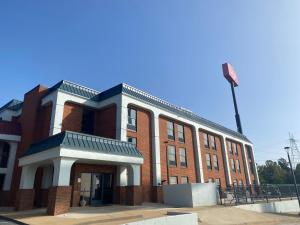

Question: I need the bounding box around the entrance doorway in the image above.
[80,173,113,206]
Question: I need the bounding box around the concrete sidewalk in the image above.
[1,203,299,225]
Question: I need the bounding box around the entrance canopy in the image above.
[19,131,144,167]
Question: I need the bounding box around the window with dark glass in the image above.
[235,159,241,173]
[181,176,188,184]
[228,142,233,154]
[204,133,209,148]
[81,109,95,135]
[167,145,176,166]
[127,137,137,147]
[0,142,10,168]
[206,153,212,170]
[167,121,175,140]
[247,146,252,160]
[213,154,219,170]
[127,108,137,131]
[179,148,187,167]
[233,143,238,156]
[178,124,185,142]
[230,158,235,172]
[211,136,216,150]
[169,176,178,185]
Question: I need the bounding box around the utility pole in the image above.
[284,146,300,209]
[222,63,243,134]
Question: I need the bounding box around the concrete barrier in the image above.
[163,183,217,207]
[236,200,300,213]
[122,212,198,225]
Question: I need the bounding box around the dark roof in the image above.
[46,80,250,142]
[0,99,23,113]
[23,131,143,158]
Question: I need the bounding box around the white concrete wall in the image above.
[236,200,300,214]
[122,212,198,225]
[163,183,217,207]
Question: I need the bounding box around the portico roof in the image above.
[23,131,143,159]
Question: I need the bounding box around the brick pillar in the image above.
[126,186,142,206]
[15,189,35,211]
[152,186,163,203]
[114,186,126,204]
[47,186,72,215]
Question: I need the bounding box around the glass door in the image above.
[91,173,103,205]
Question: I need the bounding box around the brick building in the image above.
[0,80,259,215]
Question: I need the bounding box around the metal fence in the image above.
[218,184,300,206]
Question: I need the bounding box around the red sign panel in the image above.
[222,63,239,87]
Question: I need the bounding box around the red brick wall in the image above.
[199,130,227,188]
[127,105,153,202]
[94,104,116,139]
[70,163,116,207]
[226,140,247,185]
[245,145,256,184]
[159,116,197,185]
[62,102,84,132]
[34,102,52,141]
[11,85,49,207]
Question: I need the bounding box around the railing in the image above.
[0,120,21,136]
[218,184,300,206]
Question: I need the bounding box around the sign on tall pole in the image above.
[222,63,243,134]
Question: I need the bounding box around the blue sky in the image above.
[1,1,300,164]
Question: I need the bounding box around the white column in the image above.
[192,126,204,183]
[52,158,76,186]
[49,92,66,136]
[220,136,232,186]
[116,165,128,186]
[241,144,251,185]
[151,111,162,186]
[41,165,53,189]
[19,165,38,189]
[250,145,260,185]
[127,164,141,186]
[3,142,18,190]
[116,95,128,141]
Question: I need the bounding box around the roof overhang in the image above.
[19,146,143,167]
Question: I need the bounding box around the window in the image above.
[167,121,175,140]
[238,180,243,186]
[169,176,178,185]
[203,133,209,148]
[215,178,221,186]
[235,159,241,173]
[233,179,238,186]
[206,153,212,170]
[228,142,233,154]
[249,162,254,174]
[179,148,187,167]
[247,146,252,160]
[181,176,188,184]
[230,158,236,172]
[208,178,214,183]
[0,174,4,190]
[213,155,219,170]
[81,109,95,135]
[127,137,137,147]
[177,124,185,142]
[0,142,10,168]
[210,136,216,150]
[167,146,176,166]
[127,108,137,131]
[232,143,238,155]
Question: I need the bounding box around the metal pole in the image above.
[287,150,300,208]
[230,82,243,134]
